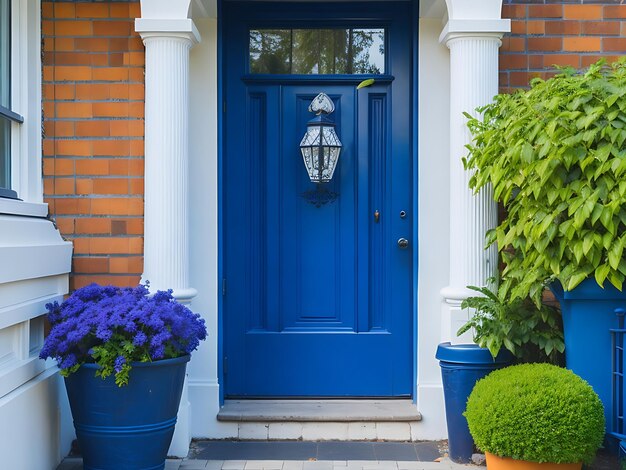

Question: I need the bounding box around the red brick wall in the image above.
[42,1,145,290]
[500,2,626,92]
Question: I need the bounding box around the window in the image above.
[250,28,385,75]
[0,0,21,199]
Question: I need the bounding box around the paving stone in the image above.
[345,460,381,469]
[205,461,225,470]
[413,443,441,462]
[408,463,450,470]
[303,461,334,470]
[222,460,247,470]
[181,460,209,469]
[282,461,304,470]
[245,460,284,469]
[396,462,427,470]
[166,459,183,470]
[372,443,418,461]
[361,461,398,470]
[318,442,375,460]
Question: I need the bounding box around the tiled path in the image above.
[55,440,622,469]
[56,441,474,470]
[58,457,469,470]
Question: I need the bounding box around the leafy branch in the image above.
[464,59,626,304]
[459,286,564,363]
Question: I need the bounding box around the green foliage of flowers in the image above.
[465,363,605,464]
[464,59,626,305]
[459,286,564,363]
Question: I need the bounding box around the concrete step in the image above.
[217,400,422,441]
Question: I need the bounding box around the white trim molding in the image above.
[1,0,44,212]
[439,0,510,343]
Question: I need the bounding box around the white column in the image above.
[135,18,200,304]
[438,4,510,343]
[135,8,201,458]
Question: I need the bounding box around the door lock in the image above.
[397,238,409,249]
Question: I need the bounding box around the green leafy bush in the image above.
[459,286,564,363]
[465,363,604,464]
[464,59,626,305]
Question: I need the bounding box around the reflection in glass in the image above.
[0,0,10,108]
[0,118,10,189]
[249,29,291,74]
[250,28,384,75]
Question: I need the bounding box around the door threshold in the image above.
[217,399,421,422]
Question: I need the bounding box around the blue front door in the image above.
[223,1,414,397]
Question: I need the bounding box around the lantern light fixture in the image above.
[299,93,342,184]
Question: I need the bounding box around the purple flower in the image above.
[133,331,147,346]
[114,356,126,373]
[39,283,208,386]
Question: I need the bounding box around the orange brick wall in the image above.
[500,2,626,92]
[42,1,145,290]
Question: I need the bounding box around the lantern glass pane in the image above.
[321,126,341,147]
[250,28,385,75]
[300,126,321,147]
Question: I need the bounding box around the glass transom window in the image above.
[250,28,385,75]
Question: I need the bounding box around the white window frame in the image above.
[0,0,71,400]
[0,0,47,217]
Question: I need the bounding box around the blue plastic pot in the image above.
[436,343,513,464]
[552,279,626,436]
[64,355,189,470]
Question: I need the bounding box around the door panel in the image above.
[223,1,413,397]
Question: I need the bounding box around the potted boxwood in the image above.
[465,363,605,470]
[435,285,564,463]
[39,283,207,470]
[464,59,626,431]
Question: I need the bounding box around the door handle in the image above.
[397,238,409,249]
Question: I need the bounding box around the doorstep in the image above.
[217,400,422,441]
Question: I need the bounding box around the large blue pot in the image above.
[436,343,513,463]
[552,279,626,435]
[64,355,189,470]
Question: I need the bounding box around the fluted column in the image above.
[135,20,200,303]
[439,8,509,342]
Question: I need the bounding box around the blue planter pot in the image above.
[436,343,513,464]
[64,355,190,470]
[552,279,626,436]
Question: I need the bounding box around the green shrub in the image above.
[465,363,604,464]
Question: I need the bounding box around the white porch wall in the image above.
[0,368,73,470]
[415,18,451,440]
[188,17,238,438]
